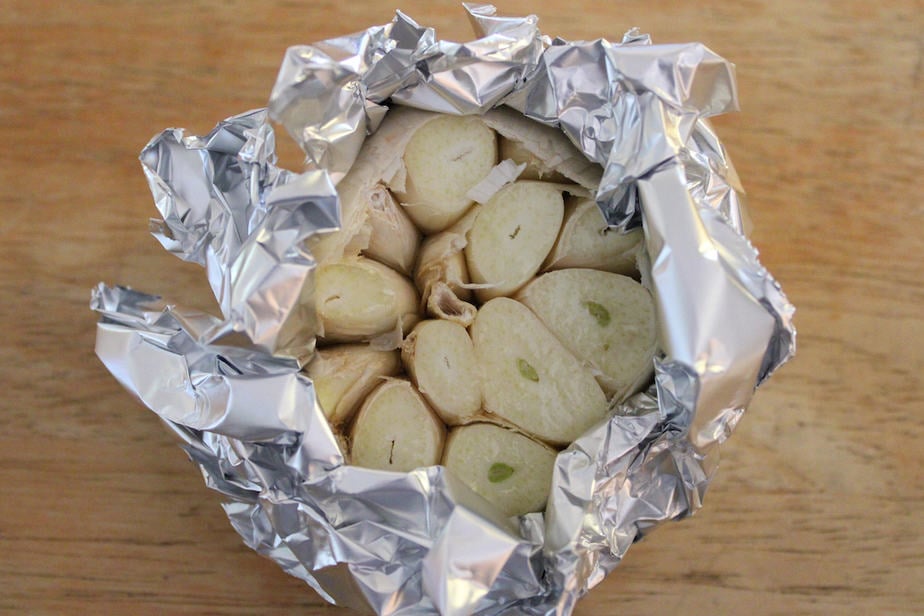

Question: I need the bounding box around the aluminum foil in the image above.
[93,4,795,614]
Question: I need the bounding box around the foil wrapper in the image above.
[93,4,795,614]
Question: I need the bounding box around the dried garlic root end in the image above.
[305,344,401,425]
[425,281,476,327]
[471,297,608,446]
[518,269,658,400]
[465,181,565,302]
[442,423,557,518]
[350,379,445,472]
[544,196,643,275]
[315,256,419,343]
[416,248,471,308]
[402,320,481,425]
[391,115,497,234]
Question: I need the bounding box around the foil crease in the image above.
[268,4,543,180]
[140,108,340,361]
[93,4,795,615]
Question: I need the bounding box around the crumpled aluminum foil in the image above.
[92,4,795,614]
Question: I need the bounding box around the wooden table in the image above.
[2,1,922,614]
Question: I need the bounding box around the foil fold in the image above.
[94,4,795,615]
[141,109,340,361]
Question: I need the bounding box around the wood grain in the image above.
[1,1,922,614]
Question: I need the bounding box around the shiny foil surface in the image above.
[93,4,795,614]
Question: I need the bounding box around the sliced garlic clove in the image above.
[390,115,497,234]
[305,344,401,425]
[471,297,608,445]
[350,379,445,473]
[402,320,481,425]
[465,181,565,302]
[544,196,642,275]
[442,422,557,517]
[315,256,419,343]
[517,268,658,401]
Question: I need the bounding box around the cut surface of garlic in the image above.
[306,344,400,425]
[402,319,481,425]
[517,269,658,401]
[544,197,642,276]
[465,181,565,302]
[391,115,497,234]
[315,256,419,343]
[471,297,609,445]
[305,107,659,518]
[442,422,557,517]
[350,379,445,472]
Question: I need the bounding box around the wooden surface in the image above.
[2,1,922,614]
